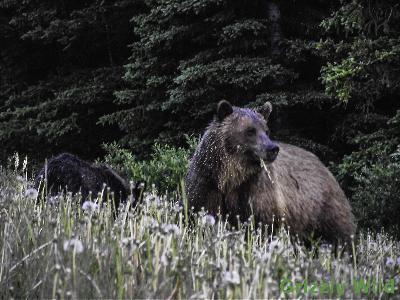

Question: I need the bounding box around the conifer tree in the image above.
[102,0,339,159]
[0,0,145,161]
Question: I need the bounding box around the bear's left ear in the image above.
[259,102,272,121]
[217,100,233,121]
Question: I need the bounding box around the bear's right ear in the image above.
[217,100,233,121]
[259,101,273,121]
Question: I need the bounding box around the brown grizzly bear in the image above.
[185,100,356,244]
[35,153,144,209]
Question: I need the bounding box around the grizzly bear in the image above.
[185,100,356,244]
[35,153,144,209]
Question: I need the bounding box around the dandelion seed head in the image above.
[25,188,38,200]
[201,214,216,227]
[121,238,130,246]
[160,253,168,266]
[320,243,331,255]
[16,175,26,183]
[63,239,84,253]
[255,250,270,263]
[395,275,400,285]
[48,196,59,205]
[143,216,158,228]
[144,194,160,206]
[173,203,183,213]
[162,224,180,235]
[385,257,395,268]
[82,201,98,213]
[223,270,240,285]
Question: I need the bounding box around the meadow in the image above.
[0,156,399,299]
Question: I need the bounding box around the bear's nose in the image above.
[266,144,279,162]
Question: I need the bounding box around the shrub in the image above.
[103,136,198,194]
[334,142,400,235]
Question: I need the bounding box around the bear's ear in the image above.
[259,101,272,120]
[217,100,233,121]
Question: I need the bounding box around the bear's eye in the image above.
[246,127,257,136]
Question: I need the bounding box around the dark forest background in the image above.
[1,0,399,232]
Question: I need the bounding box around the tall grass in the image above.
[0,161,399,298]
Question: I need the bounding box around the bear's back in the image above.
[250,143,355,242]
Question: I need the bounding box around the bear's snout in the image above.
[265,143,279,162]
[260,134,279,163]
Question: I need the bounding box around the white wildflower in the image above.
[268,238,280,251]
[138,182,145,188]
[143,216,158,228]
[173,203,183,213]
[82,201,98,213]
[397,256,400,266]
[319,243,331,255]
[223,270,240,285]
[144,194,160,206]
[25,188,38,200]
[385,257,395,268]
[121,238,130,246]
[160,253,168,266]
[63,239,84,254]
[121,238,138,251]
[255,250,270,263]
[201,214,216,227]
[16,175,26,184]
[162,224,180,235]
[48,196,59,205]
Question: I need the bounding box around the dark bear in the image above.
[35,153,144,209]
[185,100,356,244]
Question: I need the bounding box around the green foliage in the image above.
[0,0,145,162]
[0,69,126,160]
[102,0,338,157]
[321,57,362,102]
[103,136,198,194]
[333,111,400,234]
[320,0,400,233]
[336,143,399,233]
[319,0,400,105]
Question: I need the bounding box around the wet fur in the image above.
[186,105,356,244]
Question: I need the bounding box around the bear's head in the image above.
[216,100,279,166]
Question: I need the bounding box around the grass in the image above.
[0,163,399,299]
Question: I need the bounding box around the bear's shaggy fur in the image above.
[186,100,355,243]
[35,153,140,208]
